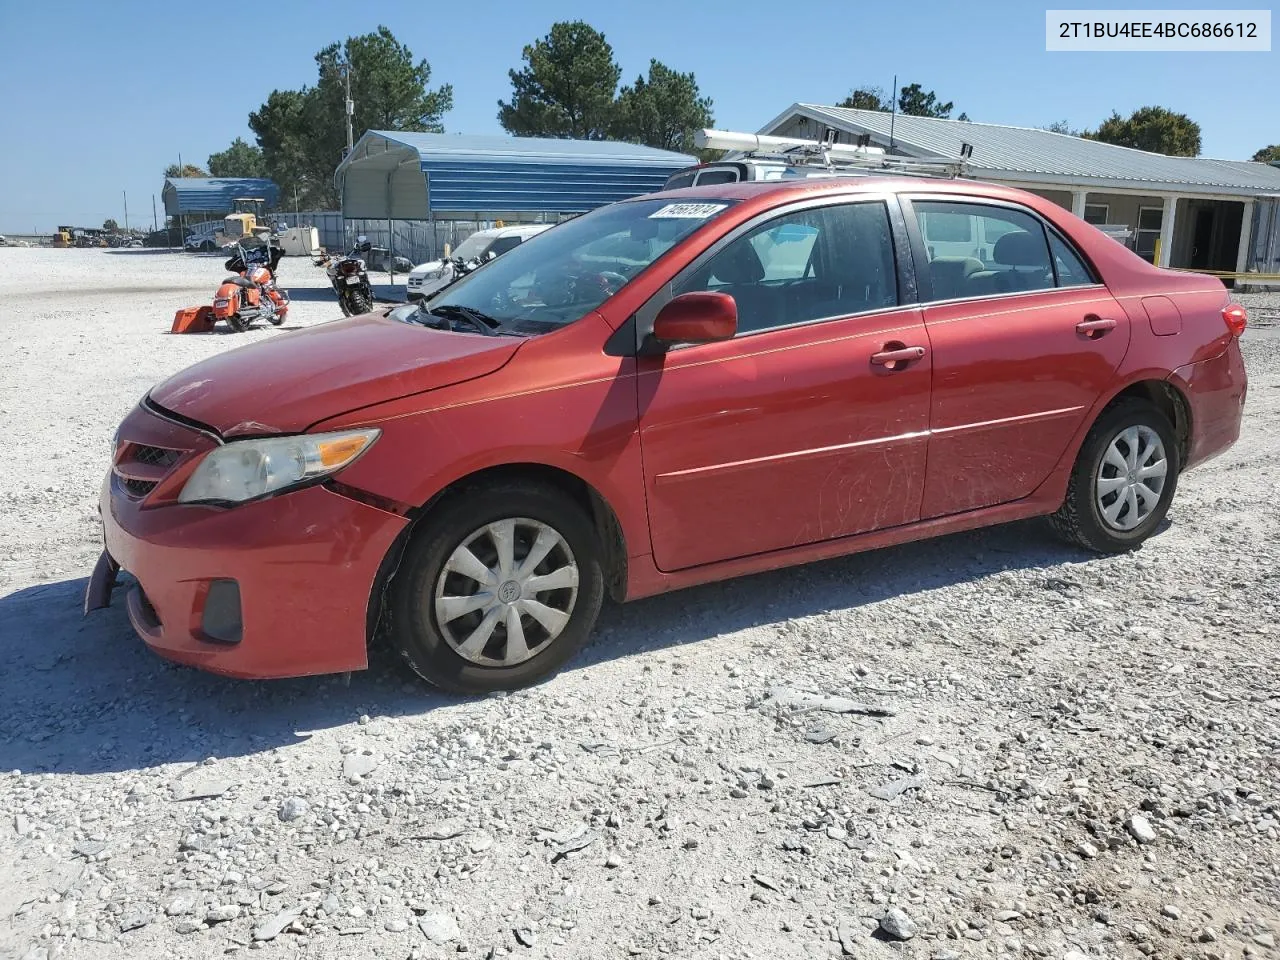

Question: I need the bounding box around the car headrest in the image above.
[992,231,1044,267]
[930,256,984,277]
[710,241,765,283]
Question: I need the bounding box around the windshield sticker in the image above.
[648,202,728,220]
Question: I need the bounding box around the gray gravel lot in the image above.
[1,249,1277,960]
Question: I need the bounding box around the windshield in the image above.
[449,232,492,262]
[423,198,735,332]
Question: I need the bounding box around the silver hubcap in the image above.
[433,518,579,667]
[1096,425,1168,531]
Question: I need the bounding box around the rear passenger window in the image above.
[914,201,1054,300]
[674,202,898,335]
[1048,231,1097,287]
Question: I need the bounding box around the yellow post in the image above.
[1153,237,1162,266]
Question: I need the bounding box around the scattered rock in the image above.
[342,752,377,780]
[118,907,152,933]
[868,775,927,801]
[1075,841,1100,859]
[205,905,240,925]
[170,777,235,801]
[253,907,302,941]
[1126,815,1158,844]
[277,797,309,822]
[418,913,460,944]
[879,907,918,941]
[384,918,409,933]
[72,840,106,859]
[767,686,897,716]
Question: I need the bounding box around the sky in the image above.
[0,0,1274,232]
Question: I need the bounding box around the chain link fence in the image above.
[265,211,579,270]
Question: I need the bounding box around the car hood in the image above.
[409,259,445,277]
[148,312,522,437]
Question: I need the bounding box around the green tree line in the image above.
[181,23,1277,209]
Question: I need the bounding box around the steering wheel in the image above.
[585,271,628,296]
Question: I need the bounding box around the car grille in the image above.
[113,441,189,501]
[132,445,183,469]
[122,477,158,498]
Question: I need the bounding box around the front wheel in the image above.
[347,288,373,315]
[1050,398,1180,553]
[387,482,605,694]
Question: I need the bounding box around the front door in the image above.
[907,198,1131,518]
[636,199,933,572]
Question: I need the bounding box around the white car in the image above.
[406,224,552,301]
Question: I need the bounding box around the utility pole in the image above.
[343,57,355,156]
[152,194,158,231]
[888,74,898,153]
[123,190,129,232]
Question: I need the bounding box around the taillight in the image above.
[1222,303,1248,337]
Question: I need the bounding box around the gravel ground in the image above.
[1,249,1277,960]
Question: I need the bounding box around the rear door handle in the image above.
[1076,316,1117,337]
[870,345,927,366]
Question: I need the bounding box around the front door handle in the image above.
[870,345,927,367]
[1076,315,1117,338]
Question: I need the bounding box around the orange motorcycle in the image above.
[212,241,289,332]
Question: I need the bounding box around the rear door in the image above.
[635,196,933,571]
[903,196,1131,518]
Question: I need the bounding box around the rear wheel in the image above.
[387,482,605,694]
[1050,398,1179,553]
[225,311,250,333]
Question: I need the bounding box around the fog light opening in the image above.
[200,579,243,644]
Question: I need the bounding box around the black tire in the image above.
[348,289,373,315]
[337,290,353,317]
[387,482,605,694]
[1050,398,1180,553]
[225,311,250,333]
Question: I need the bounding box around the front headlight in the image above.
[178,429,380,505]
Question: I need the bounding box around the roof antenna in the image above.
[888,73,897,153]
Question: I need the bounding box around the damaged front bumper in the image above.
[84,547,119,613]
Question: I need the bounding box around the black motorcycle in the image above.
[316,238,374,316]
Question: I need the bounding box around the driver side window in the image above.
[673,201,898,336]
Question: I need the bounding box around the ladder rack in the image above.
[694,128,974,180]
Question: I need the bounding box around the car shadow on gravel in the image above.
[0,518,1088,778]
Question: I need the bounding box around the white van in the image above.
[406,225,552,301]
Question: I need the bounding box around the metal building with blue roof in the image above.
[161,177,280,216]
[334,131,696,221]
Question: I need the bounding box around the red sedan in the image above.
[87,178,1248,693]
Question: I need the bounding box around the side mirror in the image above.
[652,292,737,345]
